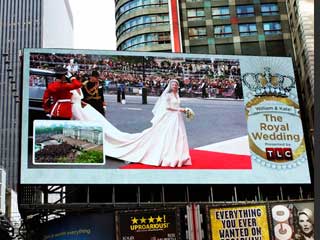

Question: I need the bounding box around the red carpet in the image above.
[120,149,252,170]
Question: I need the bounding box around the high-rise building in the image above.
[0,0,42,190]
[115,0,294,58]
[0,0,73,189]
[115,0,314,161]
[286,0,314,156]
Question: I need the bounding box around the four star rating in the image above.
[129,214,170,231]
[131,215,164,224]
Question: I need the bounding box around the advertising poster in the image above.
[40,213,114,240]
[116,208,180,240]
[21,48,310,184]
[270,201,314,240]
[241,57,308,172]
[209,205,270,240]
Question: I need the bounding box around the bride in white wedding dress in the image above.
[70,79,191,167]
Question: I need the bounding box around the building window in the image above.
[214,25,232,38]
[116,14,169,38]
[236,5,255,17]
[239,23,257,36]
[187,9,205,21]
[212,7,230,19]
[261,3,279,16]
[189,27,207,39]
[265,40,286,55]
[116,0,168,19]
[263,22,282,35]
[118,32,170,50]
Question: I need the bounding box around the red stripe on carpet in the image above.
[120,149,252,169]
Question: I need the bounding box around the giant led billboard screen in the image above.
[21,48,311,184]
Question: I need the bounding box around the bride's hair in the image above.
[167,79,179,93]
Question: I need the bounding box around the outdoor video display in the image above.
[21,48,311,184]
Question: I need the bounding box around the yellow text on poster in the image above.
[209,205,270,240]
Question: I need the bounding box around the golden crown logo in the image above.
[242,67,295,97]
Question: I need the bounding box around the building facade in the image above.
[115,0,314,168]
[116,0,294,58]
[0,0,42,190]
[0,0,74,189]
[286,0,314,157]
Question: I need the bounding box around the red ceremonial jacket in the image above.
[43,78,82,119]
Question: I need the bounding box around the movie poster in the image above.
[41,213,114,240]
[209,205,270,240]
[241,57,307,169]
[270,201,314,240]
[116,208,180,240]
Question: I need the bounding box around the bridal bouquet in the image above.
[184,107,195,121]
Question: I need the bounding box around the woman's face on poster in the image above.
[299,213,313,234]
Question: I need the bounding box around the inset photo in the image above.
[33,120,105,165]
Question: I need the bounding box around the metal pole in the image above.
[186,186,190,203]
[233,186,238,202]
[137,186,141,206]
[299,186,303,199]
[86,186,90,203]
[161,185,165,206]
[112,185,116,206]
[257,186,261,201]
[279,186,284,200]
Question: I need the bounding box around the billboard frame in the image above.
[21,48,311,184]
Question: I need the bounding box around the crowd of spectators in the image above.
[35,142,74,163]
[30,53,243,99]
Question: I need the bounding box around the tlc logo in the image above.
[266,148,293,160]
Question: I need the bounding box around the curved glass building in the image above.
[116,0,173,52]
[115,0,294,57]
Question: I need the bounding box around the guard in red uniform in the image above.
[43,66,82,119]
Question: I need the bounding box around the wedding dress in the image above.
[70,89,137,144]
[70,82,191,167]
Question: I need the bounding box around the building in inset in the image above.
[286,0,314,157]
[0,0,74,189]
[115,0,294,58]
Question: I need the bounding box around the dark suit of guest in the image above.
[234,81,243,99]
[201,81,208,98]
[82,80,105,115]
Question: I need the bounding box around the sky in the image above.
[69,0,116,50]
